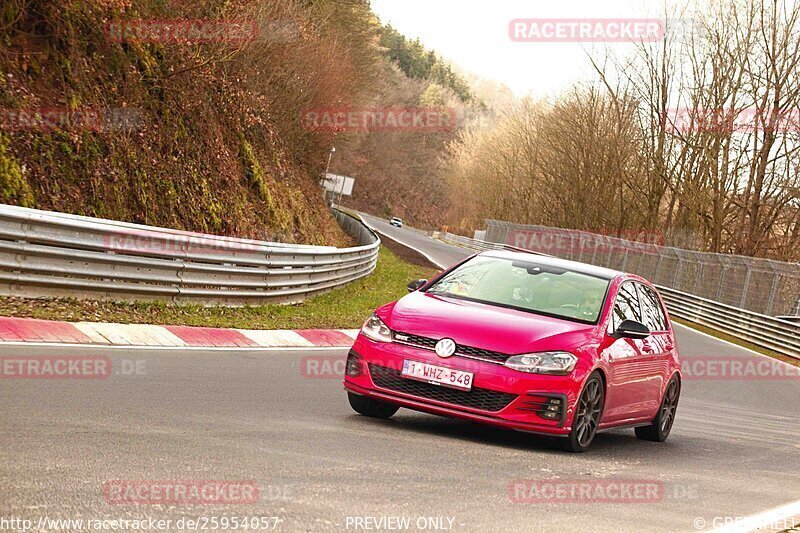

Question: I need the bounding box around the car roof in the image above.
[477,249,623,280]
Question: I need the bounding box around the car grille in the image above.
[393,332,510,364]
[368,364,517,412]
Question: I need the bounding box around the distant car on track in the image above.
[343,251,682,452]
[389,217,403,227]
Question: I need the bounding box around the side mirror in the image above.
[407,279,427,292]
[613,319,650,340]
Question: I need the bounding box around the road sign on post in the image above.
[323,173,355,206]
[323,173,354,196]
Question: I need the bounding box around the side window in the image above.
[638,284,667,331]
[611,282,642,331]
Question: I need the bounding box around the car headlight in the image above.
[504,351,577,375]
[361,313,393,343]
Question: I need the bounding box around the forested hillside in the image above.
[0,0,381,245]
[0,0,489,238]
[378,25,473,104]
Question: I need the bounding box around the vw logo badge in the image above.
[435,338,456,358]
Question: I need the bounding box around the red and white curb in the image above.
[0,317,357,349]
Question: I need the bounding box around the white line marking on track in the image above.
[705,497,800,532]
[358,214,447,269]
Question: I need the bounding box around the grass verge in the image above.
[0,246,436,330]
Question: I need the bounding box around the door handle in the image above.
[641,342,654,354]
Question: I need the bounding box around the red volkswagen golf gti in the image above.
[343,251,681,452]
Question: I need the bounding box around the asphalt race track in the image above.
[1,219,799,532]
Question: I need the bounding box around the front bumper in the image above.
[343,335,583,436]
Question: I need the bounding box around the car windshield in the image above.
[425,256,610,324]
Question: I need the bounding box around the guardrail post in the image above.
[766,272,778,316]
[715,260,726,302]
[740,264,752,309]
[693,261,704,294]
[653,254,664,284]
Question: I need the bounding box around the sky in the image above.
[370,0,680,98]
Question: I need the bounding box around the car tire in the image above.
[635,377,680,442]
[347,393,399,419]
[563,372,605,453]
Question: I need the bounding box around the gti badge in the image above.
[435,338,456,358]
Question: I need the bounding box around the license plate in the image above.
[401,360,473,391]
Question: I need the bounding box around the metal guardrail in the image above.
[0,204,379,305]
[657,287,800,358]
[437,232,529,253]
[438,232,800,359]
